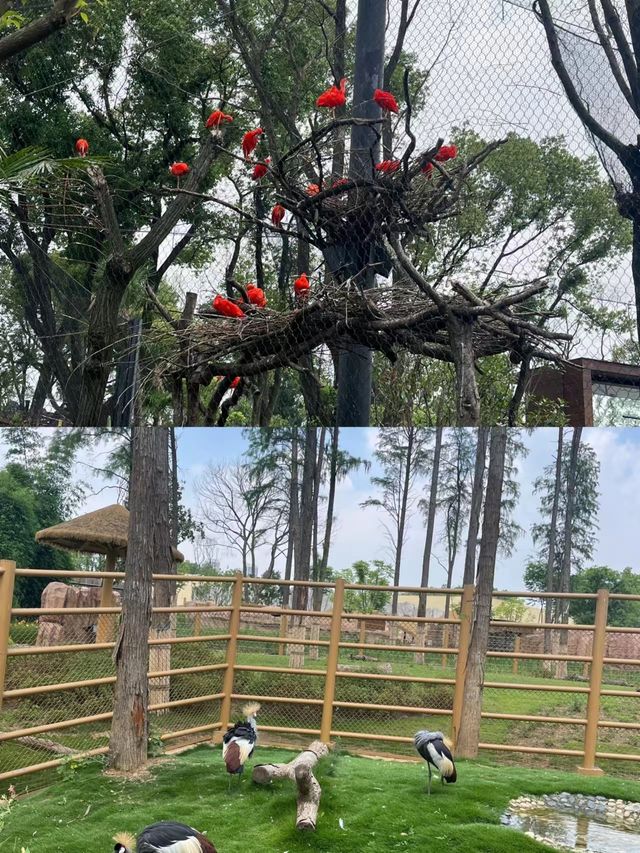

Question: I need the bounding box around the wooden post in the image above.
[450,584,474,748]
[359,619,366,647]
[578,588,609,776]
[217,572,243,743]
[194,611,202,637]
[320,578,344,743]
[441,624,450,669]
[512,635,521,675]
[0,560,17,712]
[309,622,320,660]
[96,552,116,644]
[278,612,288,656]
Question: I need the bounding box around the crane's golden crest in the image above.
[242,702,261,717]
[113,832,136,851]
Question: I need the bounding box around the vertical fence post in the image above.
[320,578,344,744]
[451,583,474,748]
[96,553,116,644]
[278,612,288,656]
[218,572,243,743]
[512,635,521,675]
[0,560,17,712]
[578,587,609,776]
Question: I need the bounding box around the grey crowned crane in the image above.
[414,730,457,795]
[222,702,260,783]
[113,822,217,853]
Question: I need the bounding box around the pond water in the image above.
[502,805,640,853]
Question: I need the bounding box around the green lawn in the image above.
[2,746,640,853]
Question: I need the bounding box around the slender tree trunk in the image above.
[415,428,442,662]
[109,427,171,771]
[556,426,582,677]
[457,427,508,758]
[543,428,564,670]
[463,427,488,585]
[330,0,348,181]
[283,431,300,612]
[391,427,415,615]
[314,424,339,610]
[293,428,317,613]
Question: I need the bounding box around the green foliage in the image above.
[492,598,528,622]
[335,560,393,613]
[569,566,640,627]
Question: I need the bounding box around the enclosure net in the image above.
[0,0,638,426]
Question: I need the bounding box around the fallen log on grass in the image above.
[252,740,329,830]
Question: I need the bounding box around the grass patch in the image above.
[2,746,640,852]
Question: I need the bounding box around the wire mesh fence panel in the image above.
[1,1,639,426]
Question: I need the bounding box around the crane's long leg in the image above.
[427,763,432,795]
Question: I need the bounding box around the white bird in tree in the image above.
[113,822,217,853]
[414,730,457,795]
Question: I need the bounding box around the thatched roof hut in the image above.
[35,503,184,562]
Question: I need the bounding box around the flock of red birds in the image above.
[73,78,458,377]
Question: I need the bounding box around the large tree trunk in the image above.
[391,427,415,615]
[252,741,329,830]
[556,426,582,678]
[543,427,564,671]
[293,428,317,613]
[448,316,480,426]
[109,427,171,771]
[463,427,488,585]
[416,428,442,661]
[457,427,508,758]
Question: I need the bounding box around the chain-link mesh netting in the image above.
[1,1,639,427]
[3,576,640,789]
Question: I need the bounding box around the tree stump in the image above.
[287,624,306,668]
[252,740,329,830]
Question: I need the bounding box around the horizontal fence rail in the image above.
[1,564,640,788]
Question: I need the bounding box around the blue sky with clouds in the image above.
[2,428,637,591]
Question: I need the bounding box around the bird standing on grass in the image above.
[414,730,457,795]
[222,702,260,782]
[113,822,217,853]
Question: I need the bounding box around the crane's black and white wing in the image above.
[136,821,204,853]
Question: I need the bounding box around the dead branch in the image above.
[252,740,329,831]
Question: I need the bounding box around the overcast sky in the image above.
[3,427,638,591]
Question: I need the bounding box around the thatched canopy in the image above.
[35,504,184,562]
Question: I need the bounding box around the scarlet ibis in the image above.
[223,702,260,781]
[113,822,217,853]
[373,88,399,114]
[414,731,457,795]
[230,376,240,389]
[332,177,350,189]
[306,183,320,195]
[169,162,190,177]
[272,203,286,226]
[434,143,458,162]
[205,109,233,129]
[246,284,267,307]
[75,138,89,157]
[294,273,310,296]
[375,159,401,173]
[316,78,347,110]
[213,294,245,318]
[242,128,263,159]
[251,157,271,181]
[421,161,434,177]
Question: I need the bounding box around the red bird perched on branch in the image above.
[434,143,458,162]
[230,376,240,389]
[421,161,434,177]
[75,138,89,157]
[375,159,401,174]
[272,203,286,226]
[306,183,320,195]
[114,822,217,853]
[294,273,310,297]
[251,157,271,181]
[316,77,347,109]
[213,294,245,319]
[169,161,190,177]
[205,109,233,129]
[242,127,263,159]
[246,284,267,307]
[373,88,399,114]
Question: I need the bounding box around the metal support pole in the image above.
[335,0,386,426]
[578,587,609,775]
[450,584,475,748]
[0,560,17,712]
[217,573,243,743]
[320,578,345,743]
